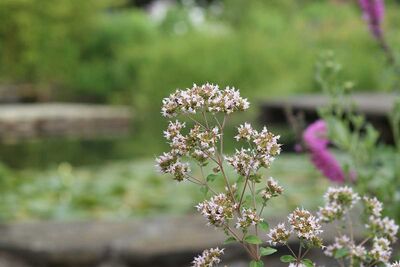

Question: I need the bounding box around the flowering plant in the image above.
[156,83,399,267]
[156,83,323,266]
[310,52,400,224]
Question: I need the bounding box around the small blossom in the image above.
[389,261,400,267]
[367,216,399,243]
[235,122,256,141]
[196,193,237,227]
[168,160,190,181]
[261,177,283,201]
[226,148,260,177]
[236,208,263,229]
[155,152,177,173]
[164,120,185,140]
[363,196,383,217]
[324,235,367,260]
[370,237,392,264]
[191,247,224,267]
[288,208,323,246]
[253,126,281,157]
[268,223,291,246]
[318,186,360,222]
[324,235,351,257]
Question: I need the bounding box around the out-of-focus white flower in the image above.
[318,186,360,222]
[191,247,224,267]
[363,196,383,217]
[370,237,392,264]
[367,216,399,243]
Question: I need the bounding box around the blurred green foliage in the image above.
[1,0,399,103]
[0,155,327,221]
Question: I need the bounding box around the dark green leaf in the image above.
[334,248,349,259]
[223,236,236,244]
[244,235,262,244]
[206,174,218,182]
[249,260,264,267]
[260,247,277,256]
[301,259,314,267]
[259,221,269,231]
[280,255,296,263]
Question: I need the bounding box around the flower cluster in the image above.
[363,196,383,217]
[320,187,399,266]
[236,208,263,230]
[161,83,249,118]
[267,208,323,247]
[367,215,399,243]
[196,193,237,228]
[325,235,366,260]
[318,186,360,222]
[267,223,290,246]
[261,177,283,201]
[226,124,281,176]
[191,247,224,267]
[389,261,400,267]
[370,237,392,263]
[288,208,323,246]
[155,152,190,181]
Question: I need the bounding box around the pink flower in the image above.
[303,120,346,183]
[359,0,385,39]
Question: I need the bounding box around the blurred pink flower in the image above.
[303,120,345,183]
[359,0,385,39]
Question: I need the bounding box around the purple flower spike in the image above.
[303,120,346,183]
[359,0,385,39]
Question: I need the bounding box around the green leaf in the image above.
[223,236,236,244]
[244,235,262,244]
[237,175,245,184]
[334,248,349,259]
[206,174,218,182]
[199,186,208,196]
[260,247,277,256]
[249,260,264,267]
[259,221,269,231]
[280,255,296,263]
[301,259,314,267]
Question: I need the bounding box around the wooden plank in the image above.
[0,103,132,141]
[261,93,394,116]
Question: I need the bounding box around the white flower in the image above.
[318,186,360,222]
[236,208,263,229]
[363,196,383,217]
[225,148,260,177]
[196,194,237,227]
[268,223,291,246]
[388,261,400,267]
[192,247,224,267]
[235,122,256,141]
[288,208,323,246]
[367,216,399,243]
[370,237,391,264]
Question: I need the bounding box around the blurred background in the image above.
[0,0,399,266]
